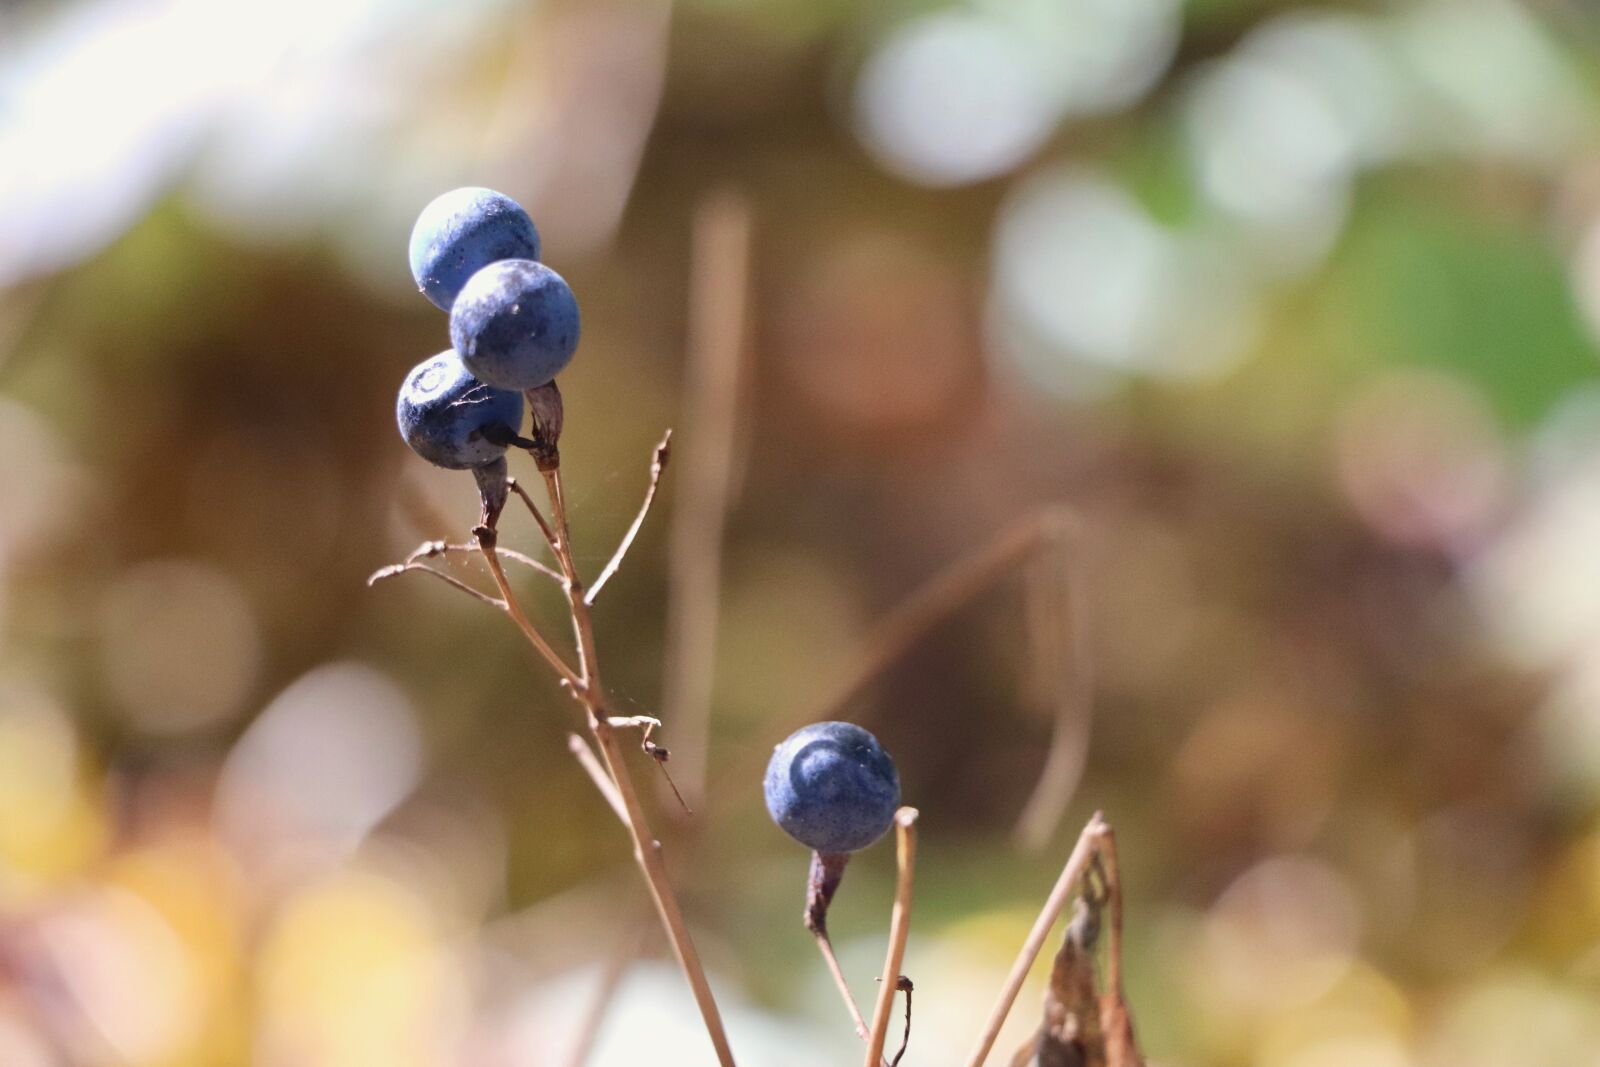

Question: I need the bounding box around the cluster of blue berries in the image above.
[396,187,581,471]
[395,189,905,918]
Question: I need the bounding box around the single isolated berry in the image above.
[450,259,581,391]
[765,721,900,854]
[409,187,541,311]
[396,349,524,470]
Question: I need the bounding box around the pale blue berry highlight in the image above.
[396,350,524,470]
[409,187,541,311]
[764,722,901,854]
[449,259,581,391]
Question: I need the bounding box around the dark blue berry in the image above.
[449,259,581,391]
[409,188,541,311]
[764,722,900,854]
[396,350,524,470]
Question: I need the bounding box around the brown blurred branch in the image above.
[806,508,1080,729]
[660,192,752,809]
[1013,526,1094,851]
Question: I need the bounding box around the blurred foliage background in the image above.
[4,0,1600,1064]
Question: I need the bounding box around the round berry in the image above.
[449,259,581,390]
[764,722,900,854]
[396,350,524,470]
[409,187,541,311]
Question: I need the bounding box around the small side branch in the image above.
[568,733,627,825]
[475,531,586,692]
[510,477,560,553]
[403,538,564,583]
[864,808,919,1067]
[586,430,673,605]
[367,562,506,608]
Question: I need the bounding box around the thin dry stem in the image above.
[568,733,627,824]
[402,538,564,583]
[476,539,586,692]
[1013,529,1094,850]
[586,430,673,605]
[865,808,919,1067]
[964,813,1108,1067]
[367,561,506,607]
[538,463,737,1067]
[510,477,560,549]
[660,192,752,807]
[815,933,870,1039]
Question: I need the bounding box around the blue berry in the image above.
[764,722,900,854]
[449,259,581,391]
[396,350,524,470]
[409,187,541,311]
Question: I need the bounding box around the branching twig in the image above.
[475,531,586,692]
[399,538,565,582]
[865,808,919,1067]
[661,192,752,807]
[407,537,563,581]
[964,813,1108,1067]
[367,561,507,607]
[586,430,673,605]
[537,462,738,1067]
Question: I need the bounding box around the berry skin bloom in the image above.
[765,722,901,854]
[450,259,581,391]
[409,187,541,311]
[396,350,525,470]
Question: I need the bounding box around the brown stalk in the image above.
[864,808,919,1067]
[532,463,738,1067]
